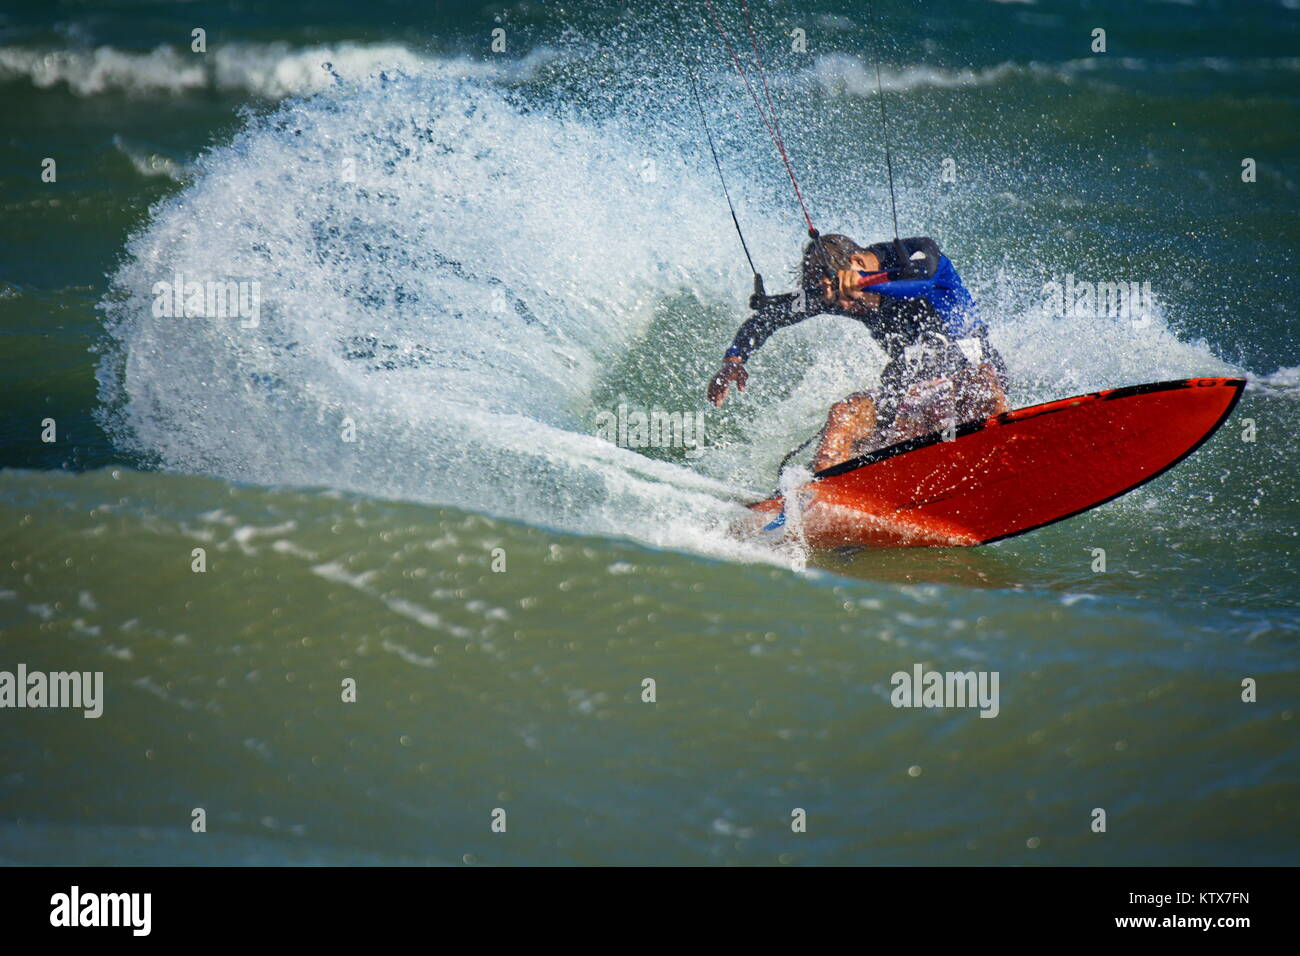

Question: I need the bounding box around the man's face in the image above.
[849,251,880,274]
[820,250,882,312]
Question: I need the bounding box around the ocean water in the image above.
[1,0,1297,865]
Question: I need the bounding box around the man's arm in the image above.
[848,257,980,336]
[854,259,949,299]
[708,292,817,407]
[724,293,813,362]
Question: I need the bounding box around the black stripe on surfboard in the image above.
[811,377,1245,480]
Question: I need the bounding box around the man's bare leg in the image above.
[947,363,1010,425]
[811,393,877,472]
[982,364,1010,415]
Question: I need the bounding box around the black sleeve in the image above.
[726,294,923,362]
[726,293,817,361]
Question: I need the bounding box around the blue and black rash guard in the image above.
[867,254,982,339]
[725,238,986,365]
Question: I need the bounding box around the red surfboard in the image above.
[746,377,1245,549]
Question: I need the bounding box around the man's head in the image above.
[801,234,881,312]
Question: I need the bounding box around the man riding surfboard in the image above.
[707,234,1010,471]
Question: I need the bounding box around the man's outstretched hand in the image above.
[707,357,748,407]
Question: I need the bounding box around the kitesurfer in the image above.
[706,234,1010,470]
